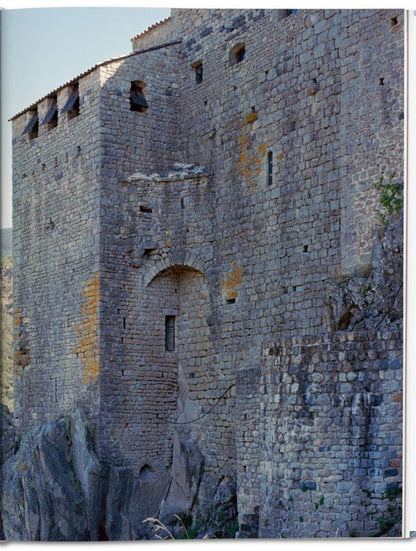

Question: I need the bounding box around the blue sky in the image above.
[1,5,171,228]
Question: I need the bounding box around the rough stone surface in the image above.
[2,410,99,540]
[9,8,404,540]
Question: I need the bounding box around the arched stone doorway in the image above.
[130,265,214,514]
[104,263,236,534]
[138,264,213,467]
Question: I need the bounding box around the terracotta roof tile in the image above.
[130,16,171,42]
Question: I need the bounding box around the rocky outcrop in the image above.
[327,215,403,333]
[1,409,236,541]
[1,410,102,540]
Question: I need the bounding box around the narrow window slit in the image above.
[165,315,176,351]
[194,61,203,84]
[267,151,273,186]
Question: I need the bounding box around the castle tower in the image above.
[11,9,404,539]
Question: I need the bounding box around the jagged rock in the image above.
[1,408,212,541]
[159,436,204,522]
[1,404,16,466]
[327,214,403,332]
[105,464,171,540]
[1,410,101,541]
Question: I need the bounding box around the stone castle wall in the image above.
[10,8,404,539]
[237,331,402,537]
[12,69,103,429]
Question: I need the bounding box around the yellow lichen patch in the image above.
[13,307,21,325]
[13,308,30,373]
[245,111,258,124]
[75,272,100,385]
[258,143,268,157]
[16,461,28,474]
[221,261,243,300]
[236,125,267,189]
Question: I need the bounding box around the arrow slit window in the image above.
[165,316,176,351]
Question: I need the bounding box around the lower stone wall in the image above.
[237,331,402,538]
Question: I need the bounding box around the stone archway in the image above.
[139,265,214,520]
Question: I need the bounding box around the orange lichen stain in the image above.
[278,153,285,160]
[75,272,100,385]
[13,308,21,325]
[245,111,258,124]
[13,308,30,373]
[258,143,268,157]
[14,349,30,368]
[221,261,243,300]
[236,125,267,189]
[16,461,28,474]
[391,22,402,34]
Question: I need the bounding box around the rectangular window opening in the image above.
[165,315,176,351]
[140,205,152,213]
[130,82,148,112]
[226,298,236,304]
[195,62,203,84]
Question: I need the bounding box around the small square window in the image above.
[230,43,246,65]
[130,82,148,112]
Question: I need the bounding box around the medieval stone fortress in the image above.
[3,8,404,540]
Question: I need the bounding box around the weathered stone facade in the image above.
[8,9,404,539]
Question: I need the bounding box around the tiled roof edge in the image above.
[130,16,171,42]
